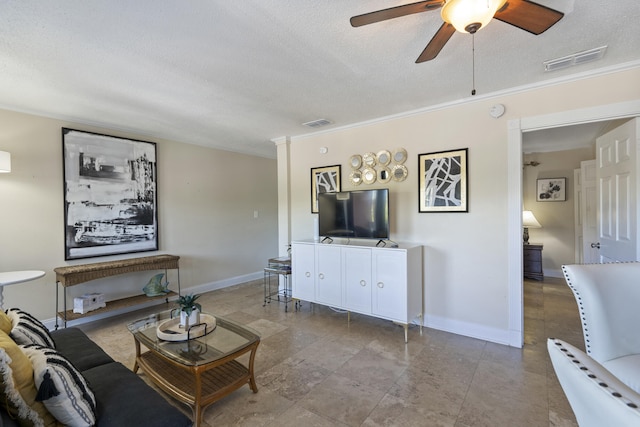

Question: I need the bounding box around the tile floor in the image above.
[78,276,583,426]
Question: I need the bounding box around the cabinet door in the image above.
[315,245,342,306]
[372,250,407,321]
[343,247,372,314]
[291,243,315,301]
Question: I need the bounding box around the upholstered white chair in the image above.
[562,262,640,393]
[548,338,640,426]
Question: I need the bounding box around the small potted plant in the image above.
[176,293,202,329]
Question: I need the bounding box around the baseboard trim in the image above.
[424,314,515,347]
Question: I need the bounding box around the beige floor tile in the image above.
[271,404,349,427]
[75,277,580,426]
[258,357,332,400]
[362,394,456,427]
[334,347,409,393]
[298,374,386,427]
[203,386,293,426]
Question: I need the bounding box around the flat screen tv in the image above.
[318,189,389,239]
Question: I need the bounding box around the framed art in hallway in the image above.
[62,128,158,260]
[536,178,566,201]
[418,148,468,213]
[311,165,341,213]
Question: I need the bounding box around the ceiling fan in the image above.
[350,0,564,63]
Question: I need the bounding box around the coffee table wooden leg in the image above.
[133,338,141,373]
[193,368,204,426]
[248,344,259,393]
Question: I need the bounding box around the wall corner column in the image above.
[273,136,291,256]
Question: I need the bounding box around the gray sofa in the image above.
[1,327,192,427]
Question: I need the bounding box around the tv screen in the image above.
[318,189,389,239]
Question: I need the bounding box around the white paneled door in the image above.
[596,118,640,262]
[580,160,598,263]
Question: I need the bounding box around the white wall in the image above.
[285,66,640,345]
[0,109,279,321]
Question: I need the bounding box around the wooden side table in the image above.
[523,243,544,281]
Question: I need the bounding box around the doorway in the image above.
[506,100,640,348]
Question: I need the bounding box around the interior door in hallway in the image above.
[596,118,640,262]
[579,160,598,263]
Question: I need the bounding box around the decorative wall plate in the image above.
[393,148,407,164]
[362,167,377,184]
[391,164,408,182]
[377,150,391,166]
[349,154,362,169]
[377,167,391,183]
[363,152,377,167]
[349,169,363,185]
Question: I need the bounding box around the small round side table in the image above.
[0,270,45,310]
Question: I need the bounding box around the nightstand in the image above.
[523,243,544,281]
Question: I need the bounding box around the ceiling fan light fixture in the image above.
[441,0,507,34]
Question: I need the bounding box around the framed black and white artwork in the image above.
[537,178,566,201]
[311,165,341,213]
[418,148,468,213]
[62,128,158,260]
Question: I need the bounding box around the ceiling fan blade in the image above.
[350,0,444,27]
[494,0,564,35]
[416,22,455,63]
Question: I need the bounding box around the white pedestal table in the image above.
[0,270,45,309]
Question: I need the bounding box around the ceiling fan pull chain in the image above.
[471,34,476,96]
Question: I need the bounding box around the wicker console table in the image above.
[54,254,180,329]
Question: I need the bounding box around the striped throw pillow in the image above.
[21,344,97,427]
[7,308,55,348]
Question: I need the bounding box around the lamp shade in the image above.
[0,151,10,173]
[523,210,542,228]
[441,0,506,33]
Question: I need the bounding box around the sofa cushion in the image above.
[603,353,640,394]
[7,308,55,348]
[50,327,114,372]
[0,310,13,334]
[82,361,192,427]
[0,330,56,426]
[22,344,97,427]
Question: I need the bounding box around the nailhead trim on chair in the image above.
[562,262,639,357]
[561,265,593,354]
[551,338,640,409]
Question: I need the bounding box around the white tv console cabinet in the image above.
[291,240,423,342]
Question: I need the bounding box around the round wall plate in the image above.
[349,170,363,185]
[377,150,391,166]
[391,164,408,182]
[377,167,391,183]
[349,154,362,169]
[490,104,505,118]
[363,152,377,167]
[393,148,407,164]
[362,167,377,184]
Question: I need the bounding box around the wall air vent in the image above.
[303,119,332,128]
[543,46,607,72]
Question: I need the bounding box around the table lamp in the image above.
[523,210,542,244]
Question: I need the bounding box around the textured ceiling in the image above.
[1,1,639,158]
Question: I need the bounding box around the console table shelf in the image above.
[54,254,181,328]
[57,291,178,322]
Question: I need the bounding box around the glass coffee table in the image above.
[127,310,260,426]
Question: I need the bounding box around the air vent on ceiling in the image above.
[543,46,607,72]
[303,119,332,128]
